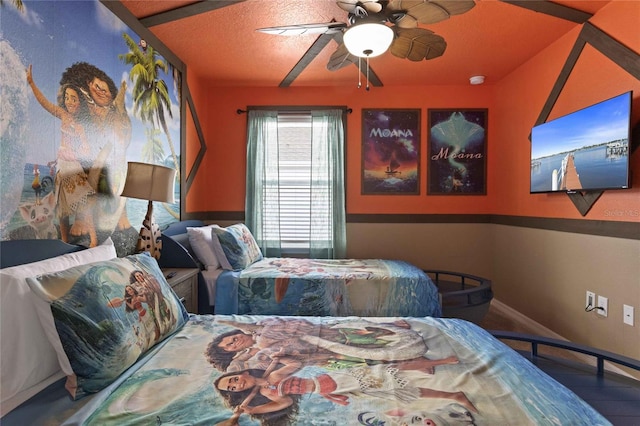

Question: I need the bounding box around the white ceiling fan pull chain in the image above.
[358,56,362,88]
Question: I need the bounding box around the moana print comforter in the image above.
[63,315,609,426]
[214,258,442,318]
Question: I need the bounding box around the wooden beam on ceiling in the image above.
[139,0,246,27]
[279,31,383,88]
[280,32,337,87]
[500,0,593,23]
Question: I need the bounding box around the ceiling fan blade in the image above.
[388,0,476,25]
[257,22,347,36]
[394,13,418,28]
[390,27,446,61]
[327,42,358,71]
[337,0,383,15]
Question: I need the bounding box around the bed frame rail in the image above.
[491,330,640,377]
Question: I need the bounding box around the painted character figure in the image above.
[132,270,177,334]
[26,64,100,245]
[31,164,42,205]
[358,403,476,426]
[219,317,434,361]
[124,284,147,319]
[206,317,458,375]
[18,192,57,239]
[215,355,477,425]
[58,62,134,244]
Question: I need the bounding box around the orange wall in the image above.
[493,0,640,222]
[184,0,639,223]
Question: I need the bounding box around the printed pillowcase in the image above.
[0,238,116,413]
[211,223,263,270]
[26,253,188,400]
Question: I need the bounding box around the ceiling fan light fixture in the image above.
[343,23,394,58]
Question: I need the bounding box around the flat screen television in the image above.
[530,91,632,193]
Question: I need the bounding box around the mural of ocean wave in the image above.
[0,41,29,233]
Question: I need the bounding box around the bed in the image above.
[0,238,630,425]
[159,221,441,317]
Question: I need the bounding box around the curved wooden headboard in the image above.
[0,239,85,268]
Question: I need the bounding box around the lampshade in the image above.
[120,162,176,203]
[343,22,394,58]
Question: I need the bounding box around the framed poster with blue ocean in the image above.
[428,109,487,195]
[362,109,421,195]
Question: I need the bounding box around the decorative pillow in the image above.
[26,252,188,400]
[211,223,263,270]
[0,238,116,414]
[187,225,221,270]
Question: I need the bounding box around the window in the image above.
[245,108,346,258]
[266,114,322,252]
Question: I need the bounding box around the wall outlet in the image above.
[623,304,634,326]
[586,291,595,310]
[597,295,608,317]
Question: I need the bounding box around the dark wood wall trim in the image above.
[346,214,492,223]
[491,215,639,240]
[183,85,207,192]
[182,212,639,240]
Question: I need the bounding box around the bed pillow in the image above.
[0,238,116,414]
[211,223,263,270]
[186,225,221,270]
[26,252,188,400]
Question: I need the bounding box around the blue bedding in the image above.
[20,315,609,425]
[214,257,442,317]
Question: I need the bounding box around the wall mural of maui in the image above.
[0,0,180,255]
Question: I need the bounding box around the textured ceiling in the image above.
[119,0,610,87]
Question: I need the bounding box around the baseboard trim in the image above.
[489,299,561,337]
[490,299,633,378]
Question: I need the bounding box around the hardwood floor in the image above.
[477,301,640,425]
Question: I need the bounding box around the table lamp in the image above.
[120,162,176,259]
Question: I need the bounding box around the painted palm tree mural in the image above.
[142,128,166,164]
[0,0,181,253]
[119,34,180,219]
[0,0,23,10]
[119,34,180,177]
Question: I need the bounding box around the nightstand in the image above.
[162,267,199,313]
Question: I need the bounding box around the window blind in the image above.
[260,113,331,251]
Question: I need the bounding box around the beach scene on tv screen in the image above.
[530,93,630,193]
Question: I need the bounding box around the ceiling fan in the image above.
[257,0,476,72]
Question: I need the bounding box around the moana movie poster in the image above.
[361,109,420,195]
[427,109,487,195]
[1,0,180,255]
